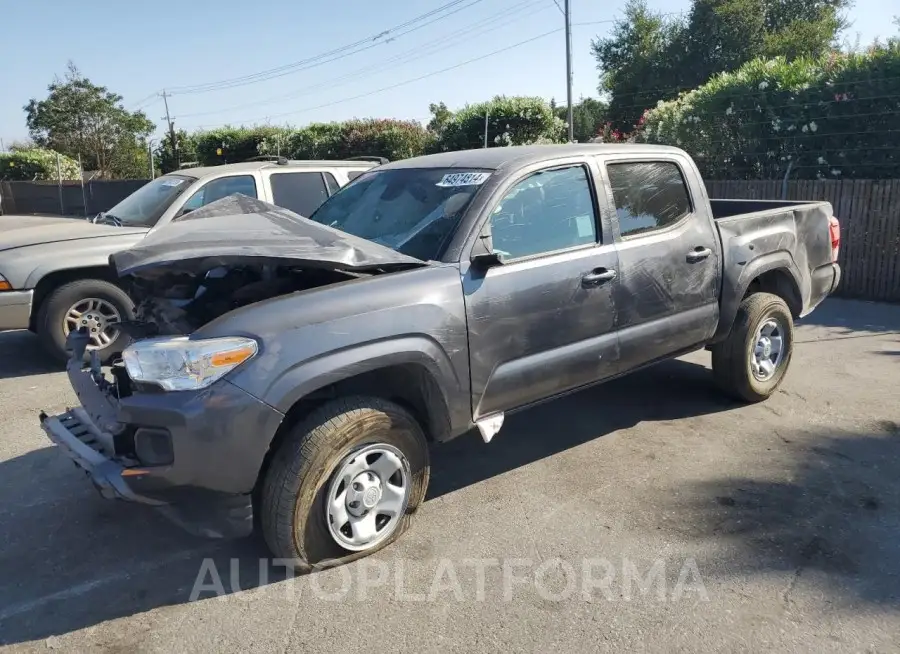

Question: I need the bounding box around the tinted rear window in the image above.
[270,172,330,217]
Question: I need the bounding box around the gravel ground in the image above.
[1,298,899,653]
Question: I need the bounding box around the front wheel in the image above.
[711,292,794,403]
[259,396,430,570]
[37,279,135,364]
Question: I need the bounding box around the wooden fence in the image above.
[706,179,900,303]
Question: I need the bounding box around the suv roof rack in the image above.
[243,155,289,165]
[346,156,389,165]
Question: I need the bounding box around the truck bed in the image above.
[711,198,838,340]
[709,198,821,220]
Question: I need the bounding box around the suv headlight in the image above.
[122,336,258,391]
[0,274,11,291]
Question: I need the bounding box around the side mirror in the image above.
[471,251,505,269]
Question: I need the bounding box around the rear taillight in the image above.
[828,216,840,262]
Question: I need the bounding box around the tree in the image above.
[427,102,453,135]
[24,62,155,178]
[154,129,198,174]
[553,97,609,142]
[592,0,852,130]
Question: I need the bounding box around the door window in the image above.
[181,175,258,214]
[489,166,598,260]
[606,162,692,238]
[270,172,331,217]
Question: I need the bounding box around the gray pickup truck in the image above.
[39,144,841,569]
[0,158,377,361]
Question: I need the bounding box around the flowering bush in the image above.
[0,149,80,181]
[637,42,900,179]
[435,96,565,152]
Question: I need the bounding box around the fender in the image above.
[23,232,147,289]
[241,335,470,438]
[712,250,804,343]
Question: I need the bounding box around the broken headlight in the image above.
[122,336,258,391]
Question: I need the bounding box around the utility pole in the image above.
[484,110,489,148]
[564,0,574,143]
[160,91,180,169]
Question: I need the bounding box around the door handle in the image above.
[582,268,617,287]
[686,247,713,263]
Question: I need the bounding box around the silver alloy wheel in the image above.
[63,297,122,350]
[750,317,785,381]
[325,443,411,552]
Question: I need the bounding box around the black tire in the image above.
[37,279,135,364]
[711,292,794,403]
[260,396,430,571]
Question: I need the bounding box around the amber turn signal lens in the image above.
[0,280,11,291]
[210,345,256,368]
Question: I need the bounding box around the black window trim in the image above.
[602,157,695,242]
[480,162,604,266]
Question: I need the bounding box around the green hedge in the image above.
[436,96,566,151]
[0,149,81,181]
[637,42,900,180]
[276,119,432,161]
[193,126,294,166]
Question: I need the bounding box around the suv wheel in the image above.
[259,396,430,570]
[711,292,794,402]
[37,279,135,363]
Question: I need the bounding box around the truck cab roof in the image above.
[378,144,687,172]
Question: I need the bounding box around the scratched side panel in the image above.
[714,201,834,333]
[197,264,473,435]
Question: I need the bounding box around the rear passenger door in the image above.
[463,161,621,420]
[266,171,338,217]
[597,157,720,370]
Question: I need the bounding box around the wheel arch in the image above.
[29,266,122,331]
[712,254,804,343]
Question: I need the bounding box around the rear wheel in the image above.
[711,292,794,403]
[259,396,430,570]
[37,279,134,363]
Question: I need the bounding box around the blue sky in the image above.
[0,0,893,143]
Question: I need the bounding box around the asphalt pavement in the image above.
[1,298,899,652]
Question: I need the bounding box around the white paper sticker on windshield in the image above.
[436,172,491,187]
[575,214,595,238]
[160,178,185,187]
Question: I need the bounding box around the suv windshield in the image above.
[309,168,490,260]
[105,175,194,227]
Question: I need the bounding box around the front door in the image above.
[462,163,621,420]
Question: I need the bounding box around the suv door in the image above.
[462,161,621,420]
[598,157,720,371]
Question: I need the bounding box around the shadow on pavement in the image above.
[664,422,900,607]
[0,357,734,645]
[0,330,60,380]
[428,357,737,499]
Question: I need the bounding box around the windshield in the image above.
[106,175,194,227]
[309,168,490,260]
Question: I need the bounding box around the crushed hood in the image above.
[110,194,427,278]
[0,215,147,252]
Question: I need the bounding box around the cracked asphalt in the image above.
[1,298,899,653]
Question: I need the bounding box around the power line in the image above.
[194,28,563,129]
[177,0,551,120]
[167,0,485,95]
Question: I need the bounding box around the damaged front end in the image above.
[39,195,426,538]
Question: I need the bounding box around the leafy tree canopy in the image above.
[24,62,155,178]
[593,0,852,129]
